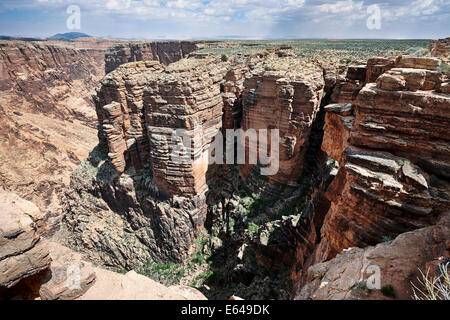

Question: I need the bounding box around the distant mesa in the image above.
[49,32,93,40]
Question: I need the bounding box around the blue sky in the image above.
[0,0,449,39]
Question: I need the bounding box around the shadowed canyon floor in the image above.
[1,38,449,300]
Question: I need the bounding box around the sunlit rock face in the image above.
[297,211,450,300]
[105,41,199,74]
[313,54,450,263]
[239,58,324,195]
[429,37,450,61]
[64,57,231,266]
[143,58,229,198]
[0,41,104,234]
[95,61,165,175]
[0,191,50,290]
[96,58,230,197]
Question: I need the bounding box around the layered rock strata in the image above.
[239,58,324,195]
[0,41,104,122]
[429,37,450,59]
[297,211,450,300]
[105,41,199,74]
[330,65,366,103]
[0,41,104,233]
[60,43,450,300]
[312,55,450,264]
[144,58,228,197]
[0,191,51,290]
[64,57,231,267]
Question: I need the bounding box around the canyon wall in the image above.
[56,42,449,300]
[296,54,450,299]
[62,51,329,275]
[105,41,199,74]
[0,41,105,234]
[429,37,450,60]
[0,191,50,293]
[64,57,229,267]
[298,211,449,300]
[239,58,324,195]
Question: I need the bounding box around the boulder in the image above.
[297,212,450,300]
[39,242,96,300]
[0,192,51,289]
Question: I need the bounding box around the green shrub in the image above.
[221,54,228,62]
[381,284,396,298]
[248,222,260,236]
[351,281,368,296]
[437,63,450,75]
[398,158,411,166]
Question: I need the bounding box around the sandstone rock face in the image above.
[105,41,199,74]
[239,58,324,194]
[429,37,450,60]
[144,58,228,197]
[314,147,448,262]
[2,238,206,300]
[365,56,396,83]
[320,103,354,164]
[329,55,443,103]
[0,191,51,289]
[96,58,229,197]
[95,61,165,174]
[297,212,450,300]
[376,68,442,91]
[354,85,450,177]
[396,55,441,70]
[58,42,449,300]
[64,57,230,267]
[330,65,366,103]
[39,242,96,300]
[312,54,450,265]
[78,269,206,300]
[0,42,103,121]
[0,41,103,233]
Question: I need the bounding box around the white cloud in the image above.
[166,0,203,9]
[106,0,131,11]
[317,0,363,14]
[0,0,449,39]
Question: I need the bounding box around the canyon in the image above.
[0,37,449,300]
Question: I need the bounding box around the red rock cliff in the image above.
[105,41,199,74]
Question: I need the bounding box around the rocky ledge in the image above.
[0,191,205,300]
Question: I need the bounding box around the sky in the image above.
[0,0,449,40]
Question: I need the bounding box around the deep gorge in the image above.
[1,38,449,300]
